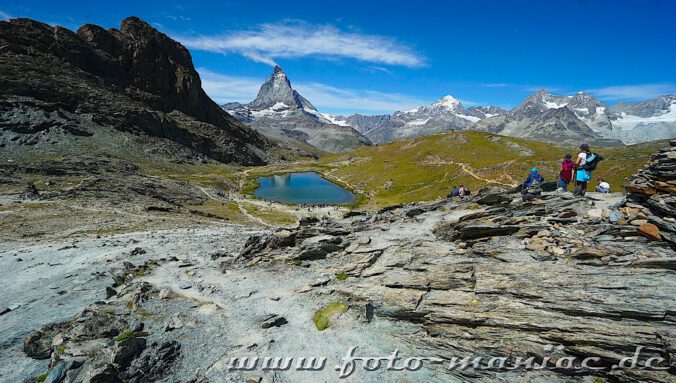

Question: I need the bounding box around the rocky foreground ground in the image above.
[1,143,675,383]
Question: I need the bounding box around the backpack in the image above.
[582,153,603,171]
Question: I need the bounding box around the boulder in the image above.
[261,315,288,329]
[77,362,121,383]
[476,193,512,206]
[405,208,425,217]
[638,223,661,241]
[43,361,76,383]
[164,315,183,332]
[540,181,558,192]
[587,208,603,218]
[158,288,173,299]
[123,341,180,383]
[112,337,146,369]
[458,225,520,240]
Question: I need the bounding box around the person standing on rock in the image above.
[458,185,466,198]
[573,143,593,196]
[558,154,575,192]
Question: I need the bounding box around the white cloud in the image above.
[585,83,676,101]
[481,83,508,88]
[198,68,427,114]
[165,14,191,21]
[294,83,428,114]
[177,21,424,67]
[365,66,395,76]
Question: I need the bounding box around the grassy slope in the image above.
[315,131,665,208]
[4,128,663,226]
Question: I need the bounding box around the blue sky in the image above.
[2,0,675,115]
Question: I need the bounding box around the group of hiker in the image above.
[521,143,607,200]
[448,185,471,199]
[447,142,608,202]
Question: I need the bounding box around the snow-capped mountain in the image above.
[473,95,609,145]
[331,95,508,144]
[227,73,674,148]
[475,89,675,144]
[607,95,676,144]
[223,66,371,153]
[471,89,616,145]
[508,89,614,136]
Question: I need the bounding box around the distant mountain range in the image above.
[329,90,676,146]
[224,67,674,149]
[223,66,371,153]
[473,90,676,145]
[329,96,509,144]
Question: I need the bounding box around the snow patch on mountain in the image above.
[545,100,568,109]
[612,100,676,130]
[407,117,432,126]
[456,114,482,123]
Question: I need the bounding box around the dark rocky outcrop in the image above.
[0,17,272,165]
[624,139,676,248]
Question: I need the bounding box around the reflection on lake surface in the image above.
[253,172,354,205]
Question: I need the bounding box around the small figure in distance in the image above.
[522,167,544,201]
[595,177,610,193]
[448,185,459,198]
[458,185,466,199]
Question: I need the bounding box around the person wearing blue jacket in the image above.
[521,168,545,201]
[523,168,545,189]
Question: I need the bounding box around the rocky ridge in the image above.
[0,17,273,165]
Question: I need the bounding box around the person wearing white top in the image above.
[573,143,592,196]
[595,177,611,193]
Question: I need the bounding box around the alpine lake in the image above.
[253,172,354,205]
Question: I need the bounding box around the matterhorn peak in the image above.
[272,65,286,77]
[247,65,317,111]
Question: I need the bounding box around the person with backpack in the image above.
[558,154,576,192]
[595,177,611,193]
[573,143,603,196]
